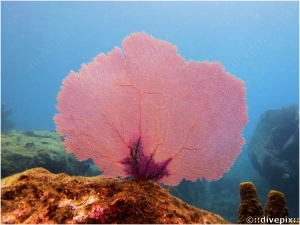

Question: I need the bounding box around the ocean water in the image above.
[2,1,299,222]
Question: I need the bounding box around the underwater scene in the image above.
[1,2,299,224]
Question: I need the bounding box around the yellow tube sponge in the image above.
[238,182,263,224]
[264,190,288,218]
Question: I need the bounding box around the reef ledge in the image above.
[1,167,229,224]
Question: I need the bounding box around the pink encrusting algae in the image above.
[54,32,248,186]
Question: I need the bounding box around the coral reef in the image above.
[264,190,288,218]
[238,182,263,224]
[1,130,100,178]
[247,104,299,216]
[1,168,229,224]
[1,103,15,133]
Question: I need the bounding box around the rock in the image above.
[1,103,15,133]
[247,104,299,217]
[1,168,229,224]
[248,105,298,182]
[1,130,94,178]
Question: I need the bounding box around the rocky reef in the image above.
[1,130,101,178]
[1,168,229,224]
[1,103,15,133]
[247,104,299,216]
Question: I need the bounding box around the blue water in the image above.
[2,1,299,221]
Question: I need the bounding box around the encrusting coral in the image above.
[1,167,229,224]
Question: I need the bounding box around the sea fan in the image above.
[54,32,248,186]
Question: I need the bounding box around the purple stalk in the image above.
[121,137,172,182]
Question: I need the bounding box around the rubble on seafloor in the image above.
[1,167,229,224]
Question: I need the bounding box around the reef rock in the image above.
[1,168,229,224]
[1,130,100,178]
[1,103,16,133]
[247,105,299,215]
[248,105,298,179]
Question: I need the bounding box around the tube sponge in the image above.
[264,190,288,218]
[238,182,263,224]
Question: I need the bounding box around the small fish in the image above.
[264,145,274,150]
[282,173,290,179]
[280,160,288,165]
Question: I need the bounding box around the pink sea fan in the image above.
[54,32,248,186]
